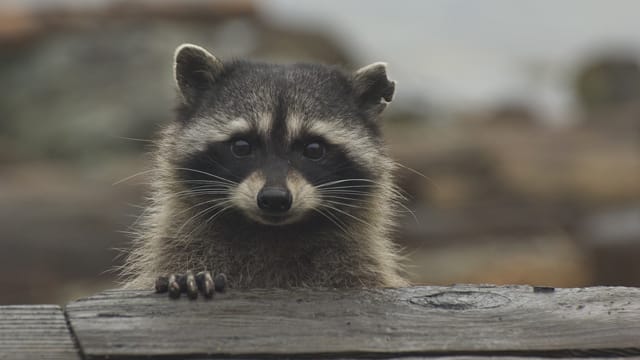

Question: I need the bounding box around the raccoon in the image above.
[122,43,408,291]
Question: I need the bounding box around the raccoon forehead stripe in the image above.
[284,113,305,142]
[255,112,273,137]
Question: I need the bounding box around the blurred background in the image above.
[1,0,639,304]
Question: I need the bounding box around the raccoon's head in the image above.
[163,44,396,228]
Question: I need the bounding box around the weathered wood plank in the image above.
[65,285,640,359]
[0,305,80,360]
[370,358,640,360]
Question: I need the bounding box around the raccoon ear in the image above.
[352,62,396,118]
[174,43,224,105]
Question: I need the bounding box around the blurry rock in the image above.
[575,53,640,112]
[410,147,509,206]
[488,102,539,128]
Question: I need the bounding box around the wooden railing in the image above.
[1,285,639,359]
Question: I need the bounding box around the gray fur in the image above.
[121,44,408,289]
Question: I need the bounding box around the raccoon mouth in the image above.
[247,211,305,226]
[259,214,290,224]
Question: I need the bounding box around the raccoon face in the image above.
[167,44,395,227]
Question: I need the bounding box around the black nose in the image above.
[257,187,292,214]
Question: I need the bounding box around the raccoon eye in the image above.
[303,142,325,160]
[231,139,252,157]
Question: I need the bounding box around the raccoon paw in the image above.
[155,271,224,299]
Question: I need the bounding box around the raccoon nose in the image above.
[257,187,292,214]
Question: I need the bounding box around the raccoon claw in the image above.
[213,272,227,292]
[195,271,214,298]
[168,274,182,299]
[155,271,225,299]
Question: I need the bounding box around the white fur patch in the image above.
[230,169,319,226]
[287,170,320,218]
[230,171,265,220]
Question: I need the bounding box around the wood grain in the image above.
[0,305,80,360]
[65,285,640,359]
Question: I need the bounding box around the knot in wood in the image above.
[409,290,511,310]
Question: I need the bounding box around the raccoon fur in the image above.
[122,43,408,289]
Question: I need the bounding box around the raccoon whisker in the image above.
[109,134,154,143]
[327,183,407,201]
[180,185,233,191]
[319,204,375,228]
[319,187,371,192]
[319,190,370,196]
[175,199,233,236]
[173,167,238,185]
[205,155,241,181]
[127,175,238,188]
[176,203,231,231]
[314,208,348,233]
[312,208,349,234]
[394,161,438,186]
[311,163,362,184]
[322,190,371,196]
[184,189,232,195]
[319,188,375,196]
[164,184,233,198]
[324,200,366,209]
[129,209,153,229]
[316,178,378,188]
[320,193,370,199]
[322,190,416,222]
[171,188,231,198]
[319,195,370,203]
[390,185,411,199]
[318,185,377,190]
[395,201,419,225]
[112,168,161,185]
[177,203,232,242]
[322,192,400,207]
[327,210,352,233]
[183,203,234,240]
[322,183,376,187]
[173,196,232,217]
[173,192,230,200]
[170,193,229,204]
[319,179,408,200]
[175,179,235,186]
[316,178,374,187]
[172,195,230,207]
[200,204,234,231]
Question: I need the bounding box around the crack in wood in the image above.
[408,290,512,310]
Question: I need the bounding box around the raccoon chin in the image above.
[238,204,308,226]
